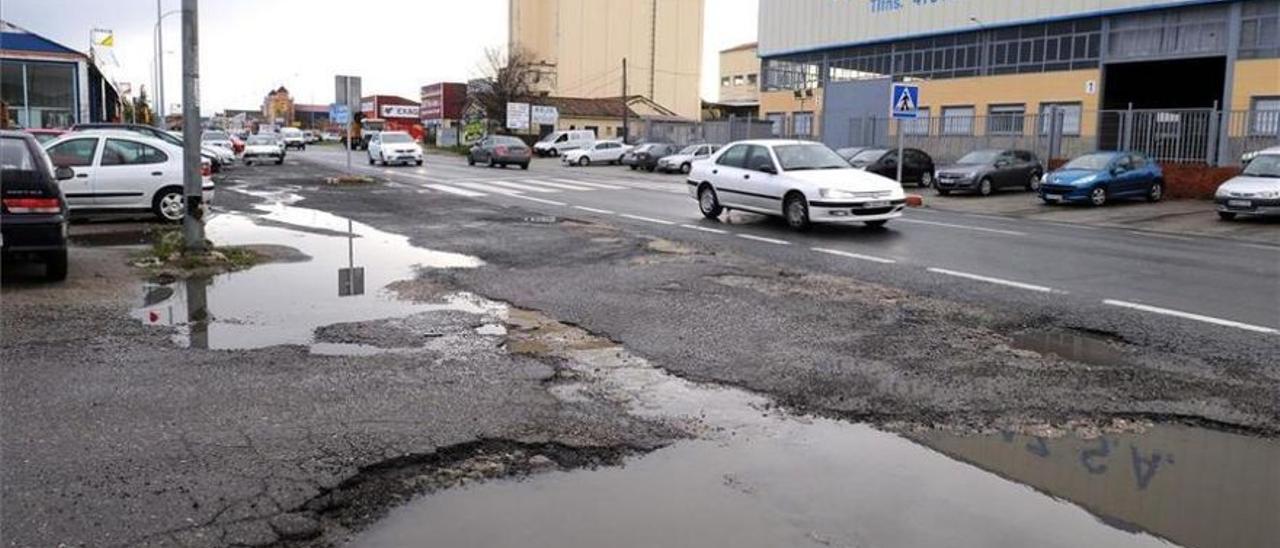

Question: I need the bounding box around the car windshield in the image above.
[957,150,1002,165]
[1241,154,1280,178]
[774,144,850,171]
[1063,153,1117,171]
[678,145,702,155]
[381,133,413,144]
[202,132,228,141]
[248,136,274,145]
[538,133,562,143]
[849,149,887,164]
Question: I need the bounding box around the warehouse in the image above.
[758,0,1280,164]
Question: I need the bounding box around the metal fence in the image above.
[839,108,1279,166]
[635,117,808,147]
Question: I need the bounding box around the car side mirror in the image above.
[55,166,75,181]
[759,165,777,175]
[1111,166,1124,175]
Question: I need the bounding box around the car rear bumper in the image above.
[1,214,68,253]
[1216,197,1280,216]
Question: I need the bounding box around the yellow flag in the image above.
[92,29,114,48]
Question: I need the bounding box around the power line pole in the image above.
[621,57,629,144]
[181,0,205,252]
[155,0,165,127]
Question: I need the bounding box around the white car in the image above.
[688,139,907,230]
[1215,146,1280,221]
[561,140,632,167]
[534,129,596,157]
[242,134,286,165]
[367,131,423,166]
[44,133,213,222]
[657,143,721,174]
[280,127,306,150]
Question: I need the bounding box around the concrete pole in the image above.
[156,0,165,127]
[181,0,205,252]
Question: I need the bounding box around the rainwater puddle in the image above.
[131,201,487,350]
[1011,329,1134,367]
[354,331,1279,548]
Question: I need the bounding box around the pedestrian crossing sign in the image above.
[891,84,920,119]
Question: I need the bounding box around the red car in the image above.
[24,128,66,145]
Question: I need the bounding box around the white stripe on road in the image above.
[1102,300,1278,334]
[424,184,487,197]
[521,179,601,191]
[927,268,1056,293]
[550,178,626,190]
[897,218,1026,236]
[455,182,510,193]
[573,206,616,215]
[811,247,897,264]
[620,214,676,225]
[680,224,728,234]
[737,234,791,245]
[507,194,567,206]
[485,180,560,193]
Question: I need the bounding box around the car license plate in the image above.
[864,201,890,208]
[1228,200,1252,208]
[1045,194,1063,202]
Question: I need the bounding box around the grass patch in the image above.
[132,227,263,277]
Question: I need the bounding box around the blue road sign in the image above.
[890,84,920,119]
[330,103,351,124]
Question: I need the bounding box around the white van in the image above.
[533,130,596,157]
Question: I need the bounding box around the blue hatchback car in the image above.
[1039,151,1164,206]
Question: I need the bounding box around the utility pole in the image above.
[621,57,629,144]
[155,0,165,128]
[181,0,205,252]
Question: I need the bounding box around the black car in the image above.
[1,131,71,281]
[934,149,1045,196]
[846,147,936,187]
[624,143,679,172]
[468,135,532,169]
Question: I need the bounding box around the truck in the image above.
[347,118,385,150]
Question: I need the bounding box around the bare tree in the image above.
[470,47,538,132]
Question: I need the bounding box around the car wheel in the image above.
[783,193,811,231]
[488,157,497,168]
[153,187,185,223]
[937,188,951,196]
[680,163,692,175]
[629,165,637,171]
[978,177,994,197]
[864,220,889,229]
[368,156,375,165]
[578,156,590,167]
[379,153,387,166]
[1089,187,1108,207]
[520,163,529,170]
[468,154,476,166]
[646,166,656,173]
[920,172,934,188]
[1218,211,1237,221]
[416,160,423,166]
[1147,181,1164,202]
[549,148,558,157]
[1027,171,1043,191]
[44,249,68,281]
[698,185,723,219]
[275,158,284,165]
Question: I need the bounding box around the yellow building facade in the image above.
[509,0,704,121]
[719,43,760,106]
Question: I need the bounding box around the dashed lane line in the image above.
[573,205,617,215]
[811,247,897,264]
[619,214,677,225]
[926,267,1056,293]
[896,218,1026,236]
[1102,300,1278,335]
[737,234,791,245]
[680,224,728,234]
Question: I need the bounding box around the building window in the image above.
[941,106,975,135]
[0,59,77,128]
[733,75,746,86]
[766,112,785,136]
[746,74,758,86]
[1038,102,1083,136]
[987,104,1026,135]
[1240,1,1280,58]
[721,77,731,87]
[793,111,814,136]
[1250,97,1280,136]
[902,107,931,136]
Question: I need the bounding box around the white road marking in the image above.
[927,268,1056,293]
[485,180,560,193]
[507,194,567,206]
[811,247,897,264]
[1239,242,1279,252]
[1102,300,1278,334]
[898,218,1026,236]
[737,234,791,245]
[573,206,616,215]
[680,224,728,234]
[455,182,512,193]
[550,178,625,190]
[424,184,486,197]
[521,179,600,191]
[620,214,676,225]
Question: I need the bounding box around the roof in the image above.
[719,42,758,54]
[362,95,418,106]
[294,104,329,113]
[0,20,80,56]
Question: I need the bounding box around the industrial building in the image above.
[757,0,1280,164]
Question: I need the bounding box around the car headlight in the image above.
[820,189,859,199]
[1258,190,1280,199]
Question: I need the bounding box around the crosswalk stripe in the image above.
[424,184,487,197]
[549,178,625,190]
[454,182,510,194]
[518,179,599,191]
[485,180,560,193]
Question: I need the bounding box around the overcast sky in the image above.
[2,0,758,114]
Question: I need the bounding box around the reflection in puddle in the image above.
[1011,329,1133,367]
[132,203,486,350]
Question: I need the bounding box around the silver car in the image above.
[1216,146,1280,221]
[657,144,721,174]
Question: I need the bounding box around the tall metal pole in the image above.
[181,0,205,252]
[621,57,629,144]
[895,119,904,184]
[156,0,165,127]
[344,78,352,172]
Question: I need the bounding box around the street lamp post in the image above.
[180,0,205,251]
[153,5,180,127]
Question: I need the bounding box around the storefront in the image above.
[0,20,120,129]
[360,95,423,140]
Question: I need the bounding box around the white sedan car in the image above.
[242,134,286,165]
[44,132,213,222]
[687,139,907,230]
[367,131,423,166]
[561,140,632,167]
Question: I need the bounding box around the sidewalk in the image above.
[922,192,1279,245]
